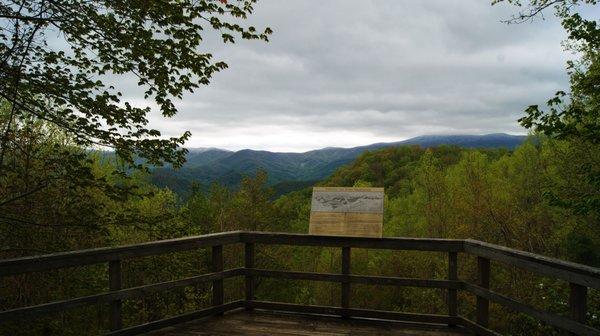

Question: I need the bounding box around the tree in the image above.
[501,0,600,144]
[494,0,600,217]
[490,0,599,143]
[229,170,274,231]
[0,0,271,171]
[411,150,450,237]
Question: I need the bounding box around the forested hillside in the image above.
[288,141,599,266]
[150,134,526,197]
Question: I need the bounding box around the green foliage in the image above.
[0,117,200,334]
[1,0,271,168]
[494,0,600,217]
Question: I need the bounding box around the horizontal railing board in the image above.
[458,316,502,336]
[2,232,597,289]
[465,240,600,289]
[245,300,458,325]
[0,268,244,321]
[241,232,464,252]
[106,301,244,336]
[464,283,600,336]
[1,289,103,322]
[246,268,463,289]
[0,231,242,276]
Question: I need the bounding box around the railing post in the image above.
[569,282,587,335]
[245,242,254,309]
[108,259,122,331]
[448,252,458,326]
[476,256,490,331]
[212,245,224,311]
[341,246,351,318]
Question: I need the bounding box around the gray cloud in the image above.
[137,0,576,151]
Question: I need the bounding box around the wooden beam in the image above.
[341,247,351,317]
[464,239,600,289]
[244,268,463,289]
[109,260,122,331]
[448,252,458,326]
[241,232,464,252]
[212,245,224,308]
[0,269,244,321]
[0,231,242,276]
[106,301,244,336]
[465,283,598,336]
[570,282,587,336]
[245,242,254,307]
[458,316,502,336]
[476,257,490,331]
[246,300,457,325]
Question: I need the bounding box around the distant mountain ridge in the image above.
[151,133,527,196]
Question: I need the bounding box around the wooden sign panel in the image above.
[309,187,384,238]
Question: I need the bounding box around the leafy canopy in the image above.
[493,0,599,142]
[0,0,271,168]
[493,0,600,216]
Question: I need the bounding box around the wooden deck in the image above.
[145,310,471,336]
[2,231,599,335]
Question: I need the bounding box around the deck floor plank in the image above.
[145,310,471,336]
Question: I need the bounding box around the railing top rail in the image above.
[465,239,600,289]
[241,231,465,252]
[1,231,598,289]
[0,231,242,276]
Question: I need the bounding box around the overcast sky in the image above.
[141,0,574,152]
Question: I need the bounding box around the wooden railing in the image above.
[1,231,599,336]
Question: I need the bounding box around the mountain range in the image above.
[150,133,527,196]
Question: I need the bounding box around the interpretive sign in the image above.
[309,187,384,238]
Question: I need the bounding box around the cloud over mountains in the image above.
[133,0,571,151]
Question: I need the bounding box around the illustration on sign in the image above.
[311,191,383,213]
[309,187,384,238]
